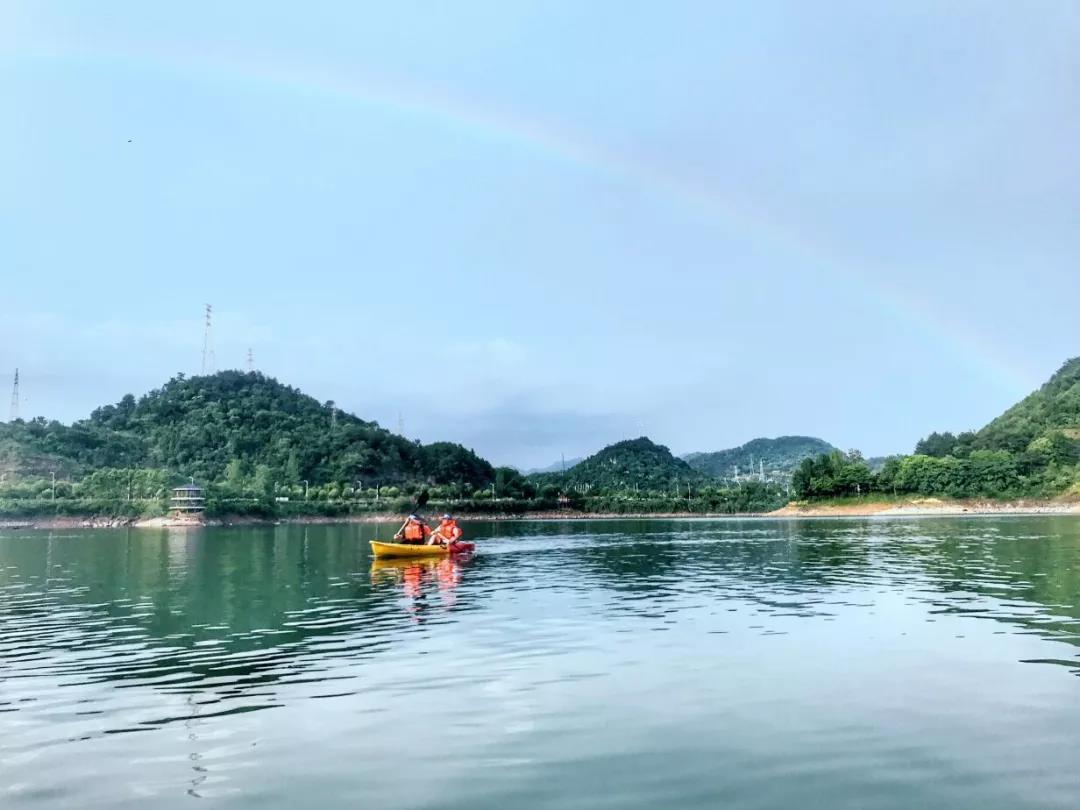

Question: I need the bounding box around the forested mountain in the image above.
[684,436,836,479]
[532,437,705,492]
[795,358,1080,500]
[0,371,494,487]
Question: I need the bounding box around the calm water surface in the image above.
[3,517,1080,808]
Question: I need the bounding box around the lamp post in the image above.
[51,472,56,501]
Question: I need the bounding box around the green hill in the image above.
[915,358,1080,461]
[0,371,494,487]
[684,436,837,479]
[533,437,705,492]
[973,357,1080,453]
[798,357,1080,501]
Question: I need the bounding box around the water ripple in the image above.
[3,518,1080,807]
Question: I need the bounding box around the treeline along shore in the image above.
[2,358,1080,525]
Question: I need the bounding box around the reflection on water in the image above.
[370,556,468,612]
[3,517,1080,808]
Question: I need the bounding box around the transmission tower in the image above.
[397,411,405,435]
[8,368,19,422]
[201,304,216,374]
[246,348,254,372]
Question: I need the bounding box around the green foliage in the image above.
[794,446,1049,501]
[565,481,787,514]
[792,451,874,498]
[914,431,965,458]
[876,451,1025,498]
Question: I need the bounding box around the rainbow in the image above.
[28,42,1038,394]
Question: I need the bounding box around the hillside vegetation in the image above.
[6,357,1079,518]
[0,371,493,490]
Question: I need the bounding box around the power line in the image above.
[201,304,216,374]
[8,368,18,422]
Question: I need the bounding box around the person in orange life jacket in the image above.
[429,514,462,546]
[395,515,430,545]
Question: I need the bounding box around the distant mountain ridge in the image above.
[531,437,705,491]
[524,457,585,475]
[683,436,837,479]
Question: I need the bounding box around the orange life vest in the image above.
[403,520,427,541]
[437,519,462,543]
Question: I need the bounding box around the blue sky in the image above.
[2,2,1078,469]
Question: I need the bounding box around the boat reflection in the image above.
[370,555,469,611]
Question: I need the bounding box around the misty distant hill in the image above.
[684,436,837,479]
[524,456,585,475]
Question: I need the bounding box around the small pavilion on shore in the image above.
[170,482,205,518]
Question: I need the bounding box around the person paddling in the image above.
[394,514,431,545]
[429,514,463,546]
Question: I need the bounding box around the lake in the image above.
[3,517,1080,808]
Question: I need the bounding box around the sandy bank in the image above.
[770,497,1080,518]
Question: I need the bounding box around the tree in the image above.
[224,458,246,496]
[915,432,957,458]
[252,465,274,500]
[285,451,301,485]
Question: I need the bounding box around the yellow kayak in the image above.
[370,540,473,559]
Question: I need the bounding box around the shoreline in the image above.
[2,497,1079,530]
[770,497,1080,518]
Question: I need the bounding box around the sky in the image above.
[2,2,1079,469]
